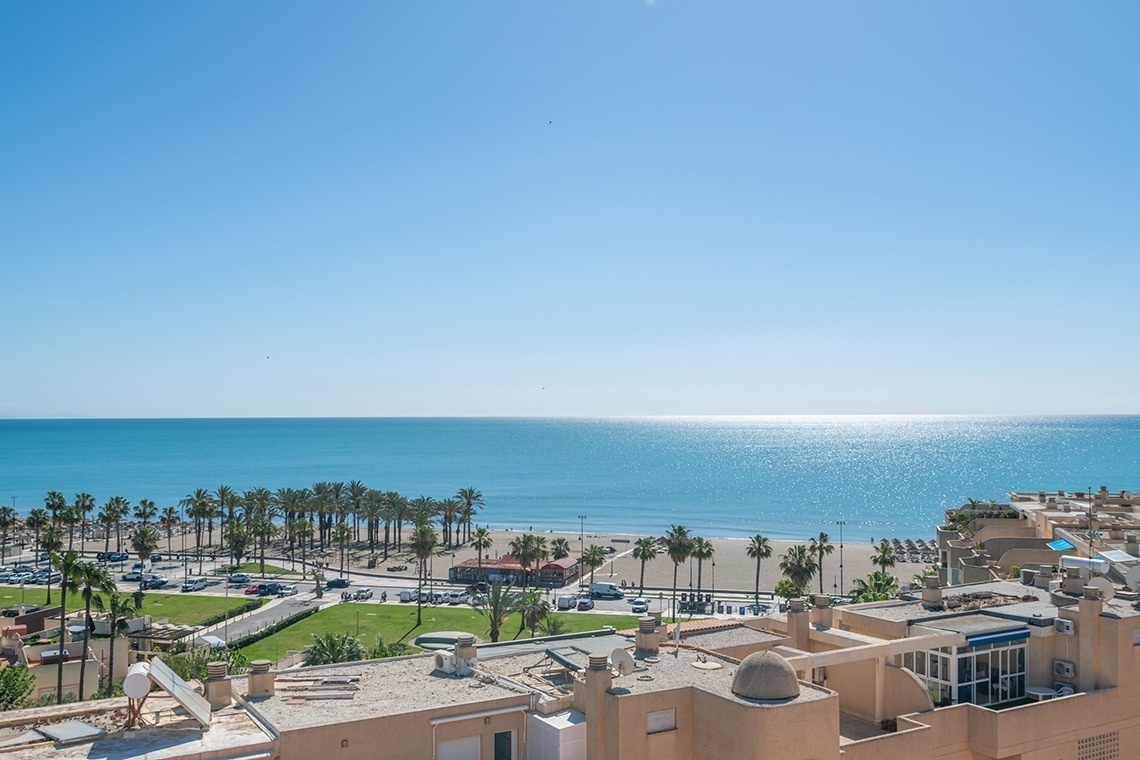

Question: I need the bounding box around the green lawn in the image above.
[234,562,301,576]
[0,585,262,627]
[238,603,639,662]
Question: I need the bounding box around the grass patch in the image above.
[238,603,639,663]
[0,586,262,627]
[234,562,301,576]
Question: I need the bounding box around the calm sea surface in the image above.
[1,416,1138,541]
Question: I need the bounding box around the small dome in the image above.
[731,651,800,700]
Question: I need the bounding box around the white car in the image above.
[630,597,650,613]
[278,584,299,596]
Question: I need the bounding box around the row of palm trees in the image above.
[8,486,486,576]
[44,550,139,705]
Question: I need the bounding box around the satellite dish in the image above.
[611,648,635,677]
[1089,577,1115,602]
[1125,565,1140,592]
[1077,567,1091,581]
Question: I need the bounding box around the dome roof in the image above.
[731,651,800,700]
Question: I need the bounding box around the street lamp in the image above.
[578,515,586,557]
[836,520,846,598]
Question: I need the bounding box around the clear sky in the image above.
[2,3,1137,417]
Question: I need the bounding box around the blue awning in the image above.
[1047,539,1074,551]
[966,628,1030,647]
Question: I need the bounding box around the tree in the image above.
[774,578,800,600]
[130,525,160,595]
[632,537,657,595]
[872,540,896,570]
[159,506,180,555]
[852,571,899,603]
[77,562,114,700]
[45,491,67,525]
[226,524,251,569]
[94,592,138,695]
[474,581,519,643]
[746,533,772,603]
[455,487,484,544]
[40,524,64,605]
[808,532,834,594]
[779,544,817,594]
[73,493,95,554]
[550,538,571,560]
[410,524,439,626]
[26,508,49,563]
[50,549,82,704]
[691,537,714,597]
[517,591,551,638]
[581,544,606,584]
[333,521,353,576]
[369,636,410,660]
[291,518,314,577]
[304,632,367,666]
[0,664,34,711]
[470,527,493,570]
[133,498,157,525]
[0,506,16,565]
[663,524,692,620]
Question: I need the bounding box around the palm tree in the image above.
[159,506,180,555]
[133,498,157,525]
[213,485,235,547]
[45,491,67,525]
[226,524,251,569]
[333,521,353,576]
[0,506,16,565]
[26,508,49,562]
[581,544,606,584]
[94,592,138,695]
[291,518,314,577]
[852,570,899,602]
[550,537,571,560]
[455,487,484,544]
[438,498,460,548]
[663,525,692,620]
[632,537,656,595]
[304,631,368,666]
[410,524,438,626]
[779,544,817,594]
[130,525,159,595]
[50,549,82,704]
[871,540,896,570]
[471,527,493,570]
[509,533,539,588]
[77,562,114,700]
[474,581,519,643]
[691,537,714,597]
[73,493,95,555]
[517,591,551,638]
[746,533,772,603]
[181,489,213,573]
[40,524,64,605]
[808,532,834,594]
[347,480,368,543]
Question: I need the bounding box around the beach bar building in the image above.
[449,554,580,588]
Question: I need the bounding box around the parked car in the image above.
[576,597,595,611]
[244,584,260,595]
[386,564,408,572]
[228,573,251,585]
[95,552,110,562]
[326,577,350,589]
[34,571,63,585]
[109,552,130,562]
[142,574,168,589]
[122,570,142,582]
[466,582,488,594]
[398,588,419,603]
[257,582,282,596]
[7,572,32,584]
[353,588,373,601]
[468,593,487,606]
[557,594,579,611]
[630,597,650,614]
[447,591,468,605]
[278,584,298,596]
[181,577,208,592]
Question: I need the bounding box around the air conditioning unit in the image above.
[1054,618,1076,636]
[1054,659,1076,678]
[434,652,457,674]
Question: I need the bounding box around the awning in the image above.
[966,628,1030,647]
[1047,539,1074,551]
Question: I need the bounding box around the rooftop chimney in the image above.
[205,661,232,709]
[454,635,478,675]
[921,575,943,610]
[635,616,659,656]
[811,595,833,627]
[788,598,810,651]
[247,659,276,697]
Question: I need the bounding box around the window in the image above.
[1078,731,1119,760]
[647,708,676,735]
[493,730,513,760]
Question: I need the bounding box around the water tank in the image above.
[123,662,151,699]
[1059,556,1110,574]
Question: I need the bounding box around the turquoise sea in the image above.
[1,416,1138,540]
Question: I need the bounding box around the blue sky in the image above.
[2,3,1138,417]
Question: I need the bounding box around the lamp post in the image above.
[578,515,586,557]
[836,520,846,598]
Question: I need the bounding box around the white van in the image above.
[181,577,208,592]
[557,594,579,611]
[398,588,419,603]
[589,582,624,599]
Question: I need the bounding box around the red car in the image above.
[244,584,260,595]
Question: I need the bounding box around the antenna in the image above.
[1088,577,1115,601]
[1126,565,1140,592]
[611,648,635,676]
